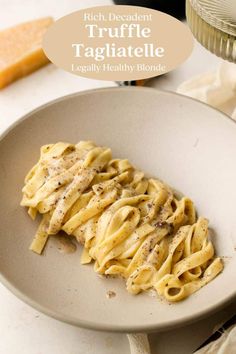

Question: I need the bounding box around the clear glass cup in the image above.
[186,0,236,62]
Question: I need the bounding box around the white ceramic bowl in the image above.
[0,87,235,332]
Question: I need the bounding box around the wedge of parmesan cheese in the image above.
[0,17,53,89]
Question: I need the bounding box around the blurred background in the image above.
[113,0,186,19]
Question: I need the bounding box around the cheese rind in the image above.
[0,17,53,89]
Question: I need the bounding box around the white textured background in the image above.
[0,1,235,353]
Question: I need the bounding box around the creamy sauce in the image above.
[106,290,116,299]
[54,234,77,254]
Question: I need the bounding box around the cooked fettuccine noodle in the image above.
[21,141,223,302]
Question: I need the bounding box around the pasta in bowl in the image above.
[1,87,235,332]
[21,140,223,302]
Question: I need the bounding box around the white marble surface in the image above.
[0,1,235,353]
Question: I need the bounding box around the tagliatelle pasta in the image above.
[21,141,223,302]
